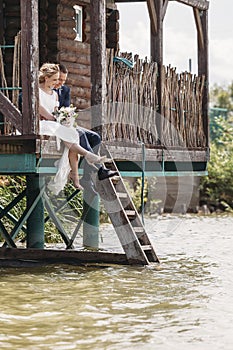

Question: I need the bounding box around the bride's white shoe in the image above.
[85,152,107,165]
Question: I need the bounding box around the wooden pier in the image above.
[0,0,209,267]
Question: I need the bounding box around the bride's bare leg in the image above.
[68,151,83,190]
[64,141,87,157]
[64,141,107,165]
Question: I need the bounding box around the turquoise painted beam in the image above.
[119,171,208,177]
[0,154,208,177]
[37,168,208,177]
[0,154,36,173]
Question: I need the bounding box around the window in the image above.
[73,5,83,42]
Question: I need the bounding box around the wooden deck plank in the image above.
[37,139,209,162]
[0,247,129,267]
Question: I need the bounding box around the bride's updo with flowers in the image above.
[39,63,60,83]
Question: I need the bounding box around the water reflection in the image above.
[0,215,233,350]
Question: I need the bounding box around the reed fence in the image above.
[104,50,206,149]
[0,42,206,149]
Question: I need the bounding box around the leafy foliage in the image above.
[0,175,83,243]
[123,177,148,213]
[210,82,233,111]
[200,85,233,211]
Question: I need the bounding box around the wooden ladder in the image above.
[95,147,160,266]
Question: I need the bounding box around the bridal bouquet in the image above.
[53,105,78,127]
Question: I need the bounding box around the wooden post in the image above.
[150,0,163,144]
[26,175,44,249]
[196,9,209,148]
[20,0,39,135]
[0,0,3,44]
[83,192,100,249]
[85,0,107,248]
[90,0,106,131]
[21,1,43,248]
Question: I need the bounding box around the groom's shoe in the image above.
[98,167,118,181]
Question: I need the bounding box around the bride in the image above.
[38,62,105,194]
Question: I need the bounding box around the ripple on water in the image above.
[0,215,233,349]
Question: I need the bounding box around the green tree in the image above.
[210,82,233,111]
[200,112,233,211]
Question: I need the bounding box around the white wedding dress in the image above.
[39,88,79,195]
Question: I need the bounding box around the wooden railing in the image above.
[161,65,206,148]
[1,45,206,150]
[104,51,206,149]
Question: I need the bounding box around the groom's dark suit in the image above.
[56,85,70,108]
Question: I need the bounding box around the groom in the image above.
[54,64,117,194]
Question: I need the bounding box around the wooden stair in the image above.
[95,146,160,266]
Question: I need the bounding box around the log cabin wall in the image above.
[39,0,59,65]
[0,0,59,102]
[56,0,119,128]
[0,0,21,96]
[0,0,119,129]
[57,0,91,117]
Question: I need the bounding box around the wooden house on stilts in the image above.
[0,0,209,266]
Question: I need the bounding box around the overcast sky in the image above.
[117,0,233,87]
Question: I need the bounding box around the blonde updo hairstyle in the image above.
[39,63,60,84]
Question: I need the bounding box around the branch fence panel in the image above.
[0,44,206,149]
[105,50,206,149]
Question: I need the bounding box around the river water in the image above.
[0,214,233,350]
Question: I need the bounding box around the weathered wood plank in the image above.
[36,138,208,163]
[162,0,169,20]
[115,0,146,2]
[20,0,39,135]
[0,247,129,266]
[147,0,157,34]
[0,135,36,154]
[90,0,106,131]
[115,0,209,10]
[0,91,22,133]
[197,10,209,147]
[0,0,3,44]
[174,0,209,10]
[193,8,204,50]
[105,144,208,162]
[151,0,163,143]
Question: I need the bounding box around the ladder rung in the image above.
[125,210,136,216]
[133,227,144,233]
[116,192,128,198]
[111,176,120,184]
[141,245,152,251]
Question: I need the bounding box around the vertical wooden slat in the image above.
[20,0,39,135]
[146,0,157,35]
[162,0,169,20]
[193,8,204,50]
[0,0,3,44]
[197,9,209,148]
[150,0,163,144]
[90,0,106,132]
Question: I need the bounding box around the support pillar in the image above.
[196,9,209,147]
[150,0,163,144]
[26,175,44,248]
[88,0,106,247]
[83,191,99,248]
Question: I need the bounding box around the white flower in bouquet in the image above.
[53,105,79,127]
